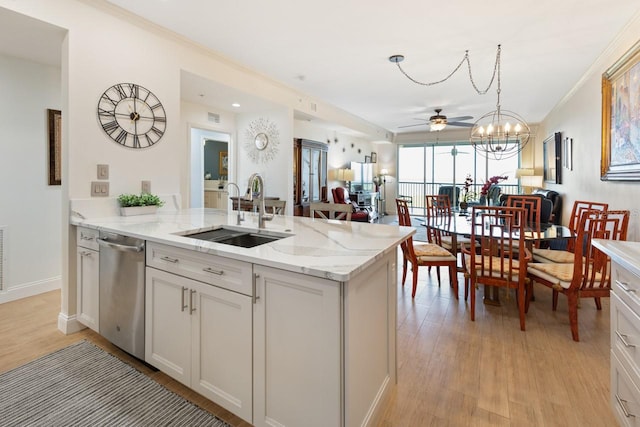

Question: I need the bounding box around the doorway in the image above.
[189,127,230,208]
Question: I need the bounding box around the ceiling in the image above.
[2,1,639,137]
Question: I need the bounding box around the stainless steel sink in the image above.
[180,226,291,248]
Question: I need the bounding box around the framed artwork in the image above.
[543,132,562,184]
[48,109,61,185]
[219,151,228,175]
[601,40,640,180]
[564,137,573,170]
[364,155,371,163]
[370,152,377,163]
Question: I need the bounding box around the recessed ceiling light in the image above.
[232,103,241,108]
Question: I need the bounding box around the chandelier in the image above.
[389,45,530,160]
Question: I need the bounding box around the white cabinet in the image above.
[611,261,640,425]
[252,264,342,427]
[204,190,228,211]
[145,243,252,423]
[76,227,99,332]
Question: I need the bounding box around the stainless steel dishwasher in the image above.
[97,232,145,359]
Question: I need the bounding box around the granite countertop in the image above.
[70,207,414,281]
[593,239,640,278]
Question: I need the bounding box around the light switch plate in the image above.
[91,181,109,197]
[97,164,109,180]
[141,180,151,194]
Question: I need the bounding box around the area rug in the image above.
[0,341,231,427]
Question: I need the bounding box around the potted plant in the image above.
[459,174,476,212]
[117,193,164,216]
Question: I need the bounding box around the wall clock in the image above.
[244,117,280,163]
[97,83,166,148]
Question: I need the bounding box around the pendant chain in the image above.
[393,45,502,97]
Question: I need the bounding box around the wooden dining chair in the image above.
[506,195,542,248]
[425,194,472,257]
[527,209,629,341]
[462,205,532,331]
[532,200,609,263]
[310,202,352,221]
[264,199,286,215]
[396,198,458,298]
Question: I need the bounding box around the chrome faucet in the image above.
[245,173,273,228]
[225,182,244,225]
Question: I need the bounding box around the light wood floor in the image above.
[0,257,615,427]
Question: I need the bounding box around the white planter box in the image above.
[120,206,158,216]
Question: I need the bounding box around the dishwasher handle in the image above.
[97,238,144,253]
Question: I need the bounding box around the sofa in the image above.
[531,188,562,225]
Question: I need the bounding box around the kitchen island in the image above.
[70,204,414,427]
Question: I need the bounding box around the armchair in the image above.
[331,187,369,222]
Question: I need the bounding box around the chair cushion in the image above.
[464,254,523,281]
[532,248,574,263]
[441,235,471,251]
[415,243,457,261]
[527,262,605,290]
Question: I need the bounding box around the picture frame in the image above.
[563,137,573,170]
[219,151,228,175]
[543,132,562,184]
[370,152,377,163]
[364,155,371,163]
[47,109,61,186]
[601,39,640,180]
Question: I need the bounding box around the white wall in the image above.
[538,12,640,240]
[0,0,388,327]
[0,54,61,302]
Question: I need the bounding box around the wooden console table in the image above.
[229,196,280,212]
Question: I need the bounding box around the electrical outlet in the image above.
[97,164,109,180]
[91,181,109,197]
[141,180,151,194]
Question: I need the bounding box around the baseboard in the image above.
[362,375,392,427]
[58,312,85,335]
[0,276,61,305]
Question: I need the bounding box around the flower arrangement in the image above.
[480,175,508,196]
[461,174,476,202]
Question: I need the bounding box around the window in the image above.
[397,141,519,215]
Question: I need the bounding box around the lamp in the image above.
[379,168,389,214]
[343,169,355,187]
[469,46,530,160]
[519,175,543,193]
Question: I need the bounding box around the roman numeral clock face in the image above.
[97,83,166,148]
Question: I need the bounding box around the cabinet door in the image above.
[145,267,192,384]
[253,265,342,427]
[76,247,99,332]
[204,192,215,208]
[191,280,253,423]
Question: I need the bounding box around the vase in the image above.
[120,205,158,216]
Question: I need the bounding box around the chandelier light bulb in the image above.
[515,123,522,133]
[487,124,494,135]
[505,122,511,133]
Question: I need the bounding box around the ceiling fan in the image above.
[399,108,474,131]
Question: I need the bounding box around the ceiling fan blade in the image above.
[398,123,428,129]
[447,121,474,128]
[447,115,473,122]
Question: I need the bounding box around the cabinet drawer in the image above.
[612,293,640,381]
[146,242,252,296]
[613,262,640,316]
[77,227,99,251]
[612,350,640,426]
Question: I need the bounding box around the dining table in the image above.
[423,211,574,304]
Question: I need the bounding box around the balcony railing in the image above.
[396,181,520,215]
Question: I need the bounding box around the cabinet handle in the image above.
[202,267,224,275]
[616,393,636,418]
[616,330,636,348]
[181,287,188,312]
[252,274,260,304]
[190,289,196,314]
[616,280,635,293]
[81,235,94,241]
[161,256,179,263]
[80,251,93,257]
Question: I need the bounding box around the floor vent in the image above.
[0,227,5,291]
[207,112,220,123]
